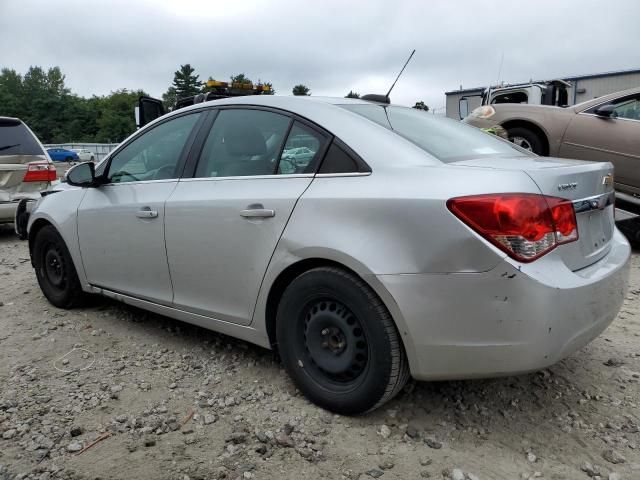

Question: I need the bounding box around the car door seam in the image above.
[163,181,182,304]
[247,177,316,326]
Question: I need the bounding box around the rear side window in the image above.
[319,142,359,173]
[277,122,327,174]
[0,119,44,156]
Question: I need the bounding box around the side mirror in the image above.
[137,96,165,128]
[594,104,617,118]
[459,98,469,119]
[65,161,96,187]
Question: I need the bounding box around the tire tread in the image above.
[293,266,409,412]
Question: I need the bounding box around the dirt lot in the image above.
[0,225,639,480]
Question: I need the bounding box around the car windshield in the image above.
[340,104,529,162]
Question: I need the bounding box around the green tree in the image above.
[292,84,310,96]
[255,80,275,95]
[0,65,149,144]
[230,73,252,85]
[18,66,72,143]
[171,64,201,98]
[345,90,360,99]
[95,89,148,143]
[0,68,24,118]
[413,101,429,112]
[162,86,178,109]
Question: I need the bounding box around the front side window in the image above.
[278,123,326,174]
[341,104,527,163]
[195,109,291,178]
[612,96,640,121]
[107,112,201,183]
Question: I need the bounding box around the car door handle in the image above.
[240,205,275,218]
[135,207,158,219]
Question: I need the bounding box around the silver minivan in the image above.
[0,117,56,224]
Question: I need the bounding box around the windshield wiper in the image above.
[0,143,20,151]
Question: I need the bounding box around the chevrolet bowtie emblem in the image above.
[602,174,613,187]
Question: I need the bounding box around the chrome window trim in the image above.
[100,178,179,187]
[178,173,315,182]
[176,172,372,182]
[315,172,372,178]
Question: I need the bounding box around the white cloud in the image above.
[1,0,638,108]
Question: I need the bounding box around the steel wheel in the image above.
[302,299,369,384]
[276,267,409,414]
[43,244,67,289]
[33,225,85,308]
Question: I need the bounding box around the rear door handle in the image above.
[136,207,158,219]
[240,204,275,218]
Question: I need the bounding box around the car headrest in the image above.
[224,124,266,156]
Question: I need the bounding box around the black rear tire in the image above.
[507,127,545,155]
[276,267,409,414]
[33,225,85,308]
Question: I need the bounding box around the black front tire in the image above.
[276,267,409,414]
[507,127,545,155]
[33,225,85,308]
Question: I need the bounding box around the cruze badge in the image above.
[602,174,613,187]
[557,182,578,191]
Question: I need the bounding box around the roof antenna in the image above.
[361,49,415,104]
[386,49,415,99]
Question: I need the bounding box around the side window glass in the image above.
[195,109,290,178]
[278,123,326,174]
[107,113,201,183]
[319,142,359,174]
[491,91,528,104]
[612,97,640,121]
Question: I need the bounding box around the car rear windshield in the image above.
[0,118,45,156]
[340,104,528,162]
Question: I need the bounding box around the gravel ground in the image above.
[0,224,639,480]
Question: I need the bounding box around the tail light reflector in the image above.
[447,193,578,262]
[23,162,57,182]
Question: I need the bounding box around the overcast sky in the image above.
[1,0,639,112]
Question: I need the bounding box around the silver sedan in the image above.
[24,96,630,414]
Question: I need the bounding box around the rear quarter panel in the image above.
[251,165,543,366]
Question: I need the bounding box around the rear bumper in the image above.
[377,229,631,381]
[0,192,44,223]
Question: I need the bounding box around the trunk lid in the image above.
[452,156,615,271]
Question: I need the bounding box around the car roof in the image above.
[136,96,441,171]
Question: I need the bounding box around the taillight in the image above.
[447,193,578,262]
[23,162,57,182]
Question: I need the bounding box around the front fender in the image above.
[28,188,89,290]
